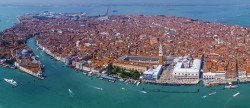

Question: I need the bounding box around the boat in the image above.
[82,72,87,75]
[141,91,147,94]
[68,89,74,97]
[119,78,124,82]
[121,87,125,90]
[224,82,238,89]
[109,80,115,83]
[208,92,216,96]
[136,81,141,86]
[10,66,16,69]
[93,86,103,90]
[134,81,137,85]
[4,78,17,86]
[233,92,240,97]
[87,72,93,76]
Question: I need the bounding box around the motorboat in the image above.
[4,78,17,86]
[68,89,74,97]
[141,91,147,94]
[208,92,216,96]
[233,92,240,97]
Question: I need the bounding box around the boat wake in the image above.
[223,97,233,108]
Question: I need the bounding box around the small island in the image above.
[1,11,250,86]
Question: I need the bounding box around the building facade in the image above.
[173,57,201,79]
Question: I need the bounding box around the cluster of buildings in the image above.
[2,12,250,84]
[14,48,45,79]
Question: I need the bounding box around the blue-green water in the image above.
[1,2,250,108]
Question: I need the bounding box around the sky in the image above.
[0,0,249,6]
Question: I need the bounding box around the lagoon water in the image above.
[1,1,250,108]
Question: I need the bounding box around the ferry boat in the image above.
[224,82,238,89]
[233,92,240,97]
[4,78,17,86]
[208,92,217,96]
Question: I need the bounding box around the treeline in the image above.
[107,66,141,80]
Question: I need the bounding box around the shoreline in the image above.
[34,40,250,87]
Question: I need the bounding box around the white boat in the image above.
[68,89,74,97]
[119,78,124,82]
[4,78,17,86]
[225,85,238,89]
[87,72,93,76]
[233,92,240,97]
[109,80,115,83]
[141,91,147,94]
[208,92,217,96]
[93,86,103,90]
[224,82,238,89]
[134,81,137,85]
[136,82,141,86]
[121,88,125,90]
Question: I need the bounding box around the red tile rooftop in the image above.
[1,14,250,78]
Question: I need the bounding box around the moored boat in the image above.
[224,82,238,89]
[136,81,141,86]
[82,72,87,75]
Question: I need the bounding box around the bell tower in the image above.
[159,44,163,65]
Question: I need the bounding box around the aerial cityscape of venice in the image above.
[1,0,250,108]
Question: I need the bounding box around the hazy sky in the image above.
[0,0,249,6]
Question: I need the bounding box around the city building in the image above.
[203,72,226,80]
[143,65,163,80]
[173,56,201,79]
